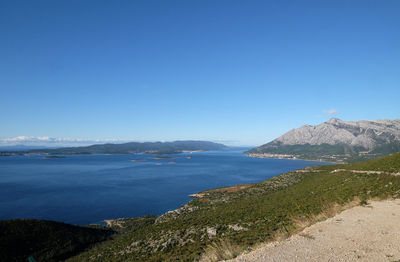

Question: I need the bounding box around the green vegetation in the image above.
[1,141,228,156]
[245,142,393,163]
[0,219,113,262]
[247,142,355,156]
[371,141,400,155]
[67,153,400,262]
[338,152,400,173]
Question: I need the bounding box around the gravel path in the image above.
[228,199,400,262]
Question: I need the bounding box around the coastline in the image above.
[1,150,334,229]
[100,154,335,227]
[102,164,316,227]
[103,218,127,227]
[245,152,340,164]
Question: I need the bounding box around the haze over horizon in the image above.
[0,135,241,147]
[1,0,399,146]
[1,116,400,148]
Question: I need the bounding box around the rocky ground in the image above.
[228,199,400,262]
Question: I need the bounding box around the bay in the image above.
[0,150,327,225]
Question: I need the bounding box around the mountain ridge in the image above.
[0,140,228,155]
[247,118,400,162]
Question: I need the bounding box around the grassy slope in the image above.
[340,152,400,172]
[69,153,400,262]
[0,219,113,262]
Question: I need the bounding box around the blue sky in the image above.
[1,0,399,146]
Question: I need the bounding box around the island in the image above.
[0,140,228,156]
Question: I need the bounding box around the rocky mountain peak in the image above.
[269,118,400,150]
[326,118,342,124]
[248,118,400,162]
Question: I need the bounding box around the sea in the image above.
[0,149,328,225]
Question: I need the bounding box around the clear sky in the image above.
[1,0,399,146]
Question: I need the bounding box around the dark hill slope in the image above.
[0,219,113,262]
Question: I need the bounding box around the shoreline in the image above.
[245,152,340,164]
[1,152,328,227]
[101,162,318,227]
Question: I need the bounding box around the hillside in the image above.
[247,118,400,162]
[0,219,113,262]
[229,198,400,261]
[2,141,228,155]
[64,153,400,261]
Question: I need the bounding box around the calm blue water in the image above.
[0,150,327,225]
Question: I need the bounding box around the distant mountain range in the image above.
[247,118,400,162]
[1,140,228,155]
